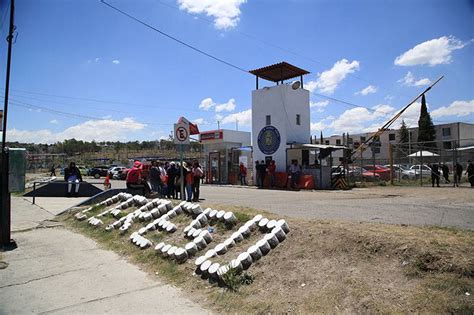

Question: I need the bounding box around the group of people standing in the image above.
[254,160,276,189]
[250,159,301,190]
[429,161,474,188]
[126,160,204,202]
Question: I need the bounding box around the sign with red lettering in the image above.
[200,130,223,142]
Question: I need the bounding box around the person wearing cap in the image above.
[126,161,146,195]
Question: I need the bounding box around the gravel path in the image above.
[199,185,474,230]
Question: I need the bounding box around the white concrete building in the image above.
[250,62,311,172]
[200,129,251,184]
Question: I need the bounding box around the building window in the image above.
[389,133,395,141]
[373,147,381,154]
[443,141,452,150]
[296,114,301,125]
[325,140,330,145]
[360,136,366,142]
[266,115,271,126]
[336,139,341,145]
[442,127,451,137]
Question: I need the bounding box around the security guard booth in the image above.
[250,62,311,181]
[200,129,251,184]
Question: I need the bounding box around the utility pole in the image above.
[1,0,16,250]
[217,121,220,130]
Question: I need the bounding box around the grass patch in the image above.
[61,201,474,314]
[222,269,255,291]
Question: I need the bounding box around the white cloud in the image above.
[112,59,120,64]
[49,119,59,124]
[214,113,224,121]
[178,0,247,30]
[384,95,395,103]
[310,115,337,133]
[329,104,395,134]
[95,58,100,62]
[310,100,329,108]
[396,101,423,128]
[398,71,432,87]
[310,100,329,113]
[431,100,474,118]
[199,97,236,112]
[215,98,236,112]
[394,36,467,66]
[305,59,360,94]
[199,97,215,111]
[192,118,208,125]
[356,85,377,95]
[5,117,146,144]
[310,121,326,133]
[311,98,469,135]
[221,109,252,126]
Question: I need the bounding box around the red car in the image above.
[363,165,392,181]
[332,166,380,182]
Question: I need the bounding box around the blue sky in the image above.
[0,0,472,143]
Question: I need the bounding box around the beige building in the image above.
[318,122,474,163]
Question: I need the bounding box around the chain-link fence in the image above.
[341,138,474,186]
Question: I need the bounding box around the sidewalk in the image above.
[0,197,209,314]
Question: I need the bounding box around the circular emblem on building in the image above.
[258,126,281,155]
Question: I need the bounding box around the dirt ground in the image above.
[65,201,474,314]
[199,185,474,230]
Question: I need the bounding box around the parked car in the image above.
[109,166,127,179]
[363,165,392,181]
[77,166,89,176]
[88,166,109,179]
[402,164,432,180]
[60,165,89,176]
[117,168,129,180]
[384,164,413,180]
[332,166,380,182]
[384,164,408,172]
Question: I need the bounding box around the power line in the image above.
[2,89,211,114]
[8,97,217,127]
[100,1,384,114]
[155,0,413,100]
[9,99,176,126]
[310,91,377,113]
[100,0,248,74]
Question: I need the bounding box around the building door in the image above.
[208,151,220,184]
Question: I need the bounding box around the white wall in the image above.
[252,84,310,172]
[223,130,251,147]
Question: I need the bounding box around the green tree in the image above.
[417,94,436,148]
[398,120,409,144]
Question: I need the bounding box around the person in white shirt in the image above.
[288,159,302,189]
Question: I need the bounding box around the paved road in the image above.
[0,197,209,314]
[198,185,474,230]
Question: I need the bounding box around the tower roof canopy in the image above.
[249,62,310,82]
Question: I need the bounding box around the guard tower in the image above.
[250,62,310,173]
